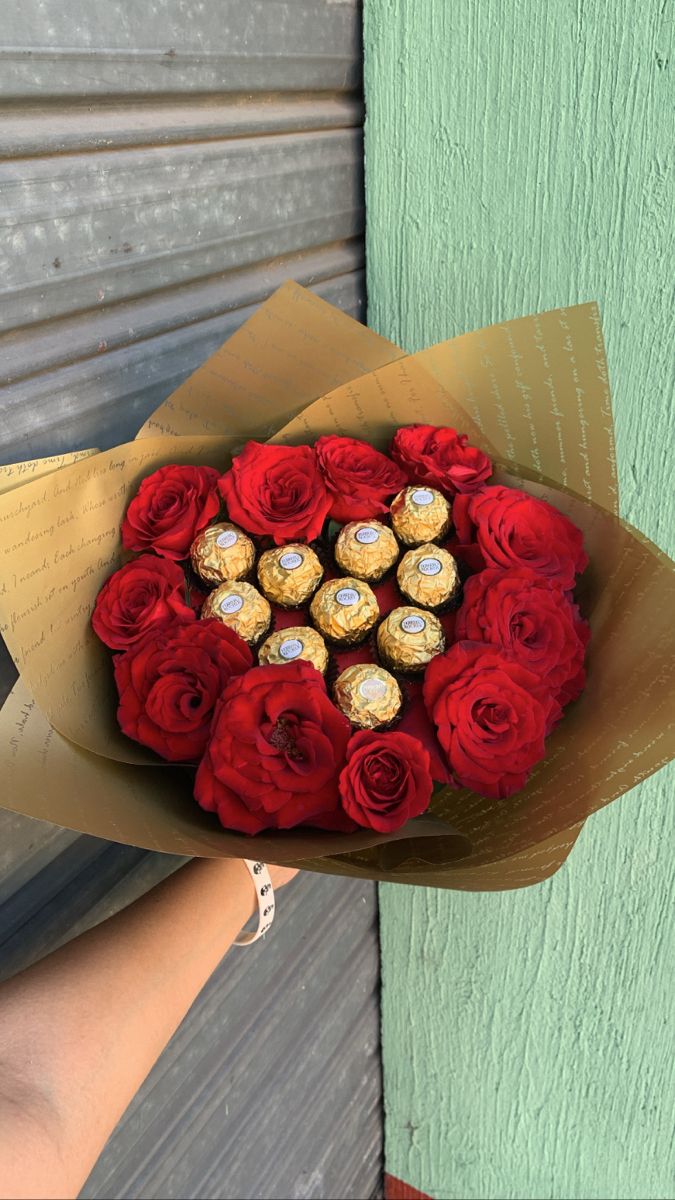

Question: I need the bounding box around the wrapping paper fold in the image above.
[0,282,673,890]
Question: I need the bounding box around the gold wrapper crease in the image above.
[0,286,673,889]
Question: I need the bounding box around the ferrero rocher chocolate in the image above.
[333,664,402,729]
[190,521,255,585]
[201,580,271,645]
[309,577,379,646]
[377,605,445,672]
[390,486,451,546]
[334,520,399,582]
[256,543,323,607]
[258,626,329,674]
[397,543,460,610]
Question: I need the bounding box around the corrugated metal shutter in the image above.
[0,7,382,1198]
[0,0,366,461]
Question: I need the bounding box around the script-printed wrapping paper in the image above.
[0,282,673,890]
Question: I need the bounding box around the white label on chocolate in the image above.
[359,677,388,702]
[280,551,303,570]
[220,594,244,615]
[336,587,360,606]
[411,488,434,506]
[279,638,303,660]
[355,526,380,544]
[216,530,238,549]
[401,614,426,634]
[418,557,442,576]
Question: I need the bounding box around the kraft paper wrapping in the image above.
[0,283,673,890]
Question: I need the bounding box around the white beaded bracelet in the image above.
[233,859,275,946]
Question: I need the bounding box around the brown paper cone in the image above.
[0,284,672,889]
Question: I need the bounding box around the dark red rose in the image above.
[315,435,407,523]
[392,424,492,495]
[423,642,560,799]
[339,730,433,832]
[121,464,220,560]
[114,619,252,762]
[195,662,354,833]
[92,555,195,650]
[456,567,589,707]
[219,442,331,544]
[453,486,587,590]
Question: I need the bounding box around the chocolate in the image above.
[309,577,379,646]
[190,521,255,585]
[333,664,402,729]
[397,543,460,610]
[334,520,399,582]
[256,543,323,608]
[377,605,445,672]
[258,625,329,674]
[390,486,451,546]
[201,580,271,645]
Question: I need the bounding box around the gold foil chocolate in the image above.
[377,605,445,672]
[397,543,460,610]
[333,664,402,729]
[256,543,323,607]
[201,581,271,645]
[334,520,399,582]
[309,577,379,646]
[390,486,451,546]
[190,521,255,585]
[257,625,329,674]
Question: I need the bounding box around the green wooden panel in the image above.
[365,1,674,1196]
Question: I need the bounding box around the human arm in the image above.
[0,857,296,1200]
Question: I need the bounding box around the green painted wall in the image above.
[364,3,674,1198]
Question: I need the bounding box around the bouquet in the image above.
[0,283,673,890]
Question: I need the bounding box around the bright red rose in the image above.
[315,435,407,523]
[219,442,331,544]
[195,662,354,833]
[392,424,492,496]
[456,567,589,707]
[114,619,252,762]
[339,730,433,832]
[122,464,220,560]
[423,642,560,799]
[92,555,195,650]
[453,486,587,590]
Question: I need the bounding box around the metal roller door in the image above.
[0,5,382,1197]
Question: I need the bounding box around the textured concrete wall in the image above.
[365,2,674,1197]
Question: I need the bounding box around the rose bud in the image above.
[456,567,589,706]
[339,730,433,832]
[423,641,561,799]
[92,555,195,650]
[121,464,221,561]
[219,442,332,544]
[195,662,355,834]
[391,424,492,496]
[114,619,252,762]
[452,486,588,590]
[315,435,407,524]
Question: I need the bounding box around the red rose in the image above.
[423,642,560,799]
[195,662,354,834]
[114,619,252,762]
[339,730,433,832]
[453,485,587,589]
[122,464,221,560]
[219,442,331,544]
[392,424,492,495]
[315,435,407,523]
[456,567,589,706]
[92,555,195,650]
